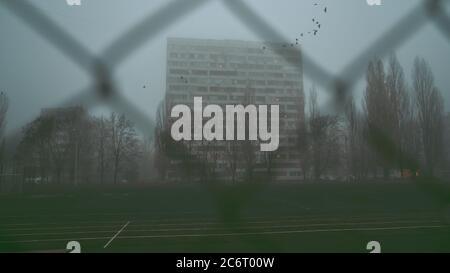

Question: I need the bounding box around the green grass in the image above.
[0,182,449,253]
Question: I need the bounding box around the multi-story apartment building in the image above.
[165,38,304,182]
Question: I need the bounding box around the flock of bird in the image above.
[301,3,328,40]
[142,2,330,89]
[268,2,328,49]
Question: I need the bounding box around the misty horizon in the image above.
[1,0,450,135]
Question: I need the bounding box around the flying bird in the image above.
[294,3,328,42]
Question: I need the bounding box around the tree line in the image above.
[302,55,445,180]
[155,55,448,182]
[14,109,149,187]
[0,54,447,189]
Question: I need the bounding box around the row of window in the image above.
[168,45,264,54]
[168,85,303,95]
[168,61,302,73]
[166,96,302,107]
[169,59,300,70]
[169,68,301,79]
[168,44,299,57]
[168,77,301,87]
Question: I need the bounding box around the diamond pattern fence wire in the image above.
[1,0,450,251]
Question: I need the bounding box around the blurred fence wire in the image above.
[1,0,450,249]
[1,0,448,141]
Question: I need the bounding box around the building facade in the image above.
[165,38,305,182]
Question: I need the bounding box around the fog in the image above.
[1,0,450,134]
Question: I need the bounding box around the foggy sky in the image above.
[1,0,450,135]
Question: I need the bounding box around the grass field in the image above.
[0,182,449,253]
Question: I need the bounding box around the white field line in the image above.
[116,225,450,240]
[0,220,127,227]
[0,215,441,232]
[3,219,444,237]
[0,210,206,219]
[0,224,132,232]
[103,221,130,249]
[0,210,440,227]
[1,224,449,244]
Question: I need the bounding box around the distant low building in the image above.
[20,106,91,185]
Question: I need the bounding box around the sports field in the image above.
[0,182,449,253]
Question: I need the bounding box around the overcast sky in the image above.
[1,0,450,135]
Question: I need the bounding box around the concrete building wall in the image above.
[165,38,305,182]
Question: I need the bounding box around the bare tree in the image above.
[345,97,359,180]
[225,140,239,183]
[345,97,373,180]
[413,57,444,176]
[385,54,413,174]
[76,116,96,185]
[93,116,109,184]
[364,58,395,178]
[295,89,309,180]
[109,112,139,185]
[17,108,143,187]
[44,117,66,184]
[154,101,170,181]
[19,114,71,185]
[139,135,156,183]
[308,87,340,180]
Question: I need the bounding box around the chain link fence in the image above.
[1,0,450,251]
[2,0,449,156]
